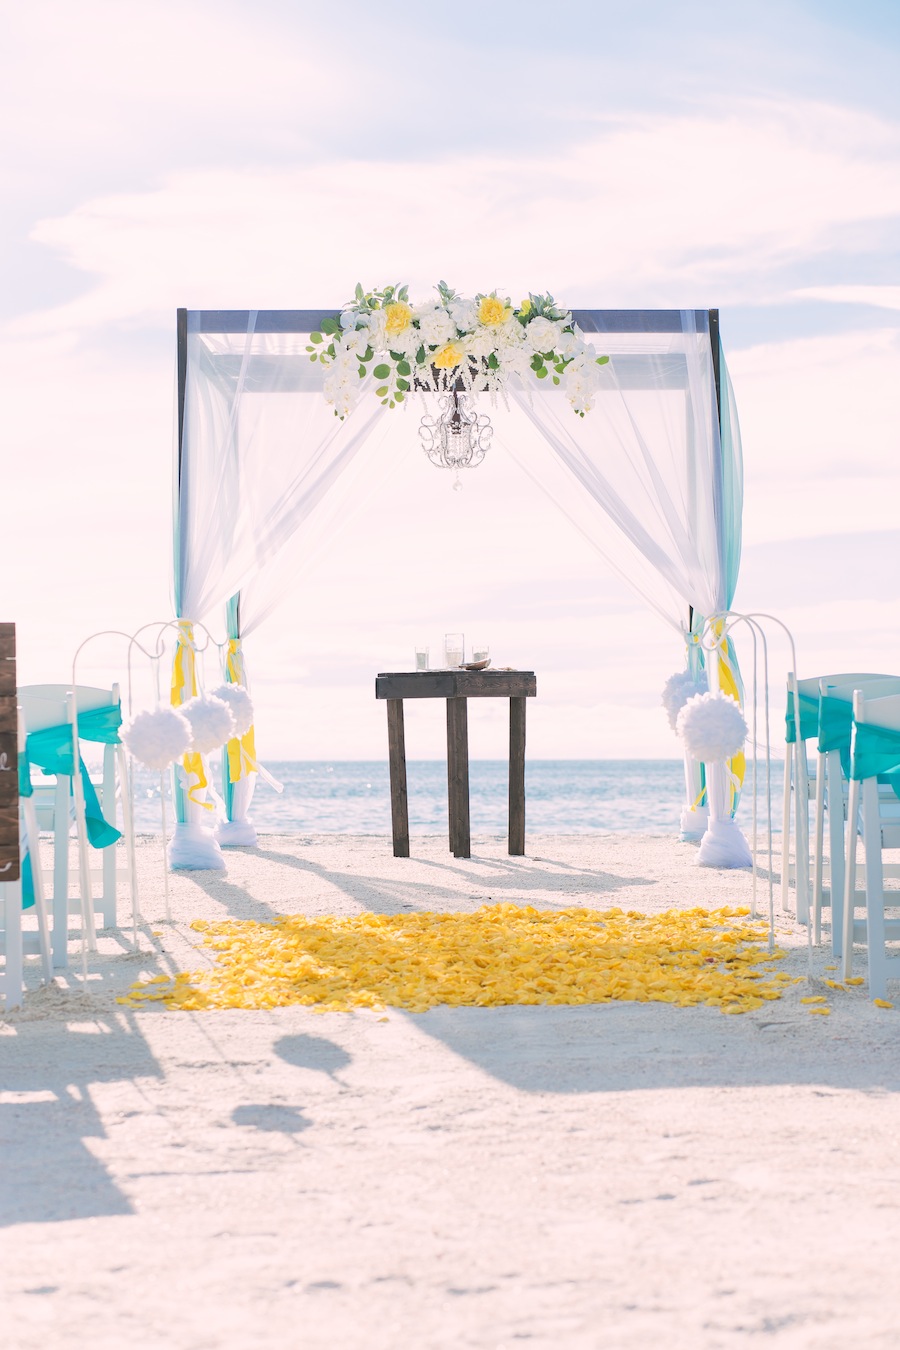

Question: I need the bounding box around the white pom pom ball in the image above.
[210,683,254,738]
[122,706,193,771]
[180,694,236,754]
[676,691,747,762]
[661,669,708,731]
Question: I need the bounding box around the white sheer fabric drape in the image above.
[177,316,385,625]
[500,313,727,631]
[497,311,749,865]
[173,316,386,863]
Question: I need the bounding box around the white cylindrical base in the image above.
[167,821,226,871]
[697,817,753,868]
[680,804,709,841]
[216,819,258,847]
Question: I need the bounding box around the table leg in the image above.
[386,699,409,858]
[446,697,470,859]
[509,696,526,855]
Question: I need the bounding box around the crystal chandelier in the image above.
[418,389,493,489]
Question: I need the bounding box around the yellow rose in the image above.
[385,301,413,335]
[478,295,510,326]
[519,298,532,316]
[433,342,464,369]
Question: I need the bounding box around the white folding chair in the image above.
[782,672,894,925]
[841,691,900,998]
[18,684,136,969]
[813,675,900,954]
[1,708,52,1010]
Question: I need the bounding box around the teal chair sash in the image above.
[850,721,900,798]
[25,704,123,850]
[785,688,818,745]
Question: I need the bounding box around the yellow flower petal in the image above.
[874,998,894,1009]
[800,996,827,1004]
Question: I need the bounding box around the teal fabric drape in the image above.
[223,591,241,822]
[25,705,123,849]
[785,688,819,745]
[850,721,900,796]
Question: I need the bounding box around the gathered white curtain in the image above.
[176,315,386,625]
[499,312,735,631]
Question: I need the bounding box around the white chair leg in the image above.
[116,745,140,933]
[99,743,116,928]
[826,749,846,958]
[72,771,97,955]
[1,875,24,1011]
[795,748,811,926]
[781,750,792,914]
[23,799,52,984]
[861,775,888,1000]
[51,773,70,969]
[841,778,861,983]
[813,751,826,944]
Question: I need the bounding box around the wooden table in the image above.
[375,669,537,859]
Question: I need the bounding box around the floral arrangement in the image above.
[306,282,609,419]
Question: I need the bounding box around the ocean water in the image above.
[127,759,781,836]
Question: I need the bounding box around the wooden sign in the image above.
[0,622,19,882]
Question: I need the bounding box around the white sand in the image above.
[3,832,900,1349]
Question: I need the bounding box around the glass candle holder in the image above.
[414,645,429,671]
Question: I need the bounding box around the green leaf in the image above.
[310,332,323,344]
[542,351,555,362]
[361,347,373,362]
[355,283,365,302]
[389,350,404,362]
[596,355,610,365]
[373,364,391,379]
[487,353,499,370]
[394,391,404,402]
[396,377,409,392]
[358,366,367,378]
[397,360,411,376]
[536,366,548,379]
[375,385,389,397]
[416,346,426,364]
[552,375,560,385]
[530,353,544,372]
[308,354,316,363]
[320,317,339,335]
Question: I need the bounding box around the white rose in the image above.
[366,312,387,351]
[465,328,496,359]
[525,316,562,354]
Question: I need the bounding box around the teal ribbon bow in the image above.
[785,688,818,745]
[850,720,900,798]
[25,704,123,850]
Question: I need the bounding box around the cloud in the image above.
[16,97,900,337]
[792,284,900,310]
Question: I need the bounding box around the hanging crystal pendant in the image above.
[419,390,493,483]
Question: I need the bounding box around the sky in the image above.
[2,0,899,762]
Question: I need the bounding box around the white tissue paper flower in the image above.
[122,706,193,771]
[676,691,747,762]
[210,683,254,738]
[661,670,709,732]
[180,694,236,754]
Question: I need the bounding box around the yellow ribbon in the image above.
[225,637,257,785]
[709,618,746,810]
[171,620,213,810]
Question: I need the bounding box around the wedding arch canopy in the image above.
[172,305,746,868]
